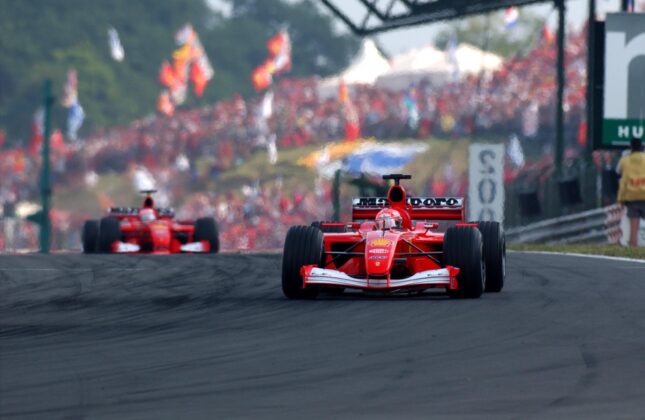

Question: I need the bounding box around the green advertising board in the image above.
[602,13,645,148]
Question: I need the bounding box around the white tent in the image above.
[453,43,503,76]
[375,44,451,90]
[317,38,391,98]
[375,43,503,90]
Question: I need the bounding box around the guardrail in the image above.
[506,204,623,245]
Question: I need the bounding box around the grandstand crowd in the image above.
[0,25,603,251]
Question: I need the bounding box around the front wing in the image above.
[112,240,211,254]
[301,265,459,290]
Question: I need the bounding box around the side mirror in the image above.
[424,223,438,231]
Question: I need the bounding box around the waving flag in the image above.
[252,60,274,91]
[67,102,85,141]
[251,29,292,91]
[108,27,125,62]
[403,85,419,130]
[156,23,214,114]
[29,107,44,156]
[446,35,459,80]
[61,69,84,141]
[267,30,291,74]
[260,90,274,120]
[338,80,349,104]
[61,69,78,108]
[543,24,555,44]
[343,142,428,175]
[157,91,175,117]
[504,7,519,29]
[338,80,360,141]
[507,134,525,168]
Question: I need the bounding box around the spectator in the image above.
[617,137,645,247]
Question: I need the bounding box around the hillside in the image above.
[0,0,358,142]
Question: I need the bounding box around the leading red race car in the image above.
[282,174,505,299]
[81,190,219,254]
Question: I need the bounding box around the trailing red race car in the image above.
[81,190,219,254]
[282,174,505,299]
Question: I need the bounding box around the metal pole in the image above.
[333,169,341,221]
[40,80,53,253]
[585,0,595,161]
[555,0,566,178]
[586,0,598,207]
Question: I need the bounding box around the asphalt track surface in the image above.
[1,253,645,419]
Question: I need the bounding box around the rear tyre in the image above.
[443,226,485,299]
[98,217,121,253]
[311,221,346,233]
[194,217,220,253]
[81,220,99,254]
[282,225,323,299]
[477,221,505,292]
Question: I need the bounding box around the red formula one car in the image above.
[282,174,505,299]
[81,190,219,254]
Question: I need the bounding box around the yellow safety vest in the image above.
[618,151,645,202]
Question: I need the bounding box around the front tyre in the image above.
[282,226,323,299]
[443,226,485,299]
[477,221,505,292]
[98,217,121,253]
[194,217,220,253]
[81,220,99,254]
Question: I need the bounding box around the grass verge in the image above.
[508,243,645,260]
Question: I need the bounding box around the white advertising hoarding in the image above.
[468,144,505,223]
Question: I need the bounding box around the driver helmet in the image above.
[140,208,156,222]
[375,208,402,230]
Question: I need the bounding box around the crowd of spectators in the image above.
[0,26,598,251]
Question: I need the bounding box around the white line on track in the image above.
[509,250,645,264]
[0,268,148,272]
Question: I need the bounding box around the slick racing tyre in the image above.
[443,226,485,299]
[194,217,220,254]
[311,221,346,233]
[282,225,323,299]
[98,217,121,253]
[477,221,505,292]
[81,220,99,254]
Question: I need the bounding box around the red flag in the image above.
[157,91,175,116]
[269,31,291,74]
[29,108,44,156]
[190,62,208,97]
[267,32,286,57]
[252,62,273,91]
[344,103,360,142]
[159,61,175,88]
[251,30,291,91]
[543,25,555,44]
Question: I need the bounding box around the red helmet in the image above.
[140,208,156,222]
[375,208,402,230]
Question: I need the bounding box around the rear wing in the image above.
[107,207,175,218]
[352,197,465,221]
